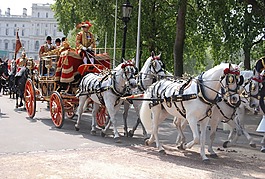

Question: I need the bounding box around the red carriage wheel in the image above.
[24,79,36,118]
[64,101,75,119]
[66,111,75,119]
[96,105,109,128]
[50,91,65,128]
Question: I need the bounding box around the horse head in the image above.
[150,52,165,77]
[119,60,137,88]
[240,70,263,109]
[221,63,242,107]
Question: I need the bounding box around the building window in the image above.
[5,43,8,50]
[6,29,9,36]
[14,29,16,36]
[54,24,56,27]
[37,24,39,27]
[46,13,48,18]
[38,12,40,18]
[45,29,48,36]
[22,24,25,27]
[53,30,56,37]
[35,41,39,50]
[6,24,8,27]
[45,24,48,27]
[14,24,17,27]
[36,29,39,36]
[13,43,15,50]
[22,30,25,36]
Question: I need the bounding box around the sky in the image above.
[0,0,55,15]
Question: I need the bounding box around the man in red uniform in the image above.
[39,36,55,57]
[76,21,96,64]
[16,51,27,75]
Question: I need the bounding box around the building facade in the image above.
[0,3,64,60]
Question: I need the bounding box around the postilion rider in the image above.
[15,51,28,77]
[76,20,96,64]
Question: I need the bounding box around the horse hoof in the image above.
[74,126,79,131]
[250,143,256,148]
[223,141,230,148]
[144,139,149,146]
[100,131,106,137]
[159,149,166,154]
[124,132,128,137]
[114,137,121,143]
[128,130,134,137]
[210,154,218,158]
[91,130,96,136]
[203,158,210,164]
[177,143,185,150]
[261,147,265,153]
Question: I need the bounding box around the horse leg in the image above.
[208,118,220,158]
[122,101,130,137]
[103,101,121,142]
[261,135,265,153]
[199,117,210,161]
[145,105,162,147]
[15,90,19,108]
[128,101,148,138]
[173,117,188,146]
[75,95,88,131]
[91,103,100,135]
[150,106,168,153]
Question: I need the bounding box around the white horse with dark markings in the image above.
[140,63,242,161]
[75,60,137,142]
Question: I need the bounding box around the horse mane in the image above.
[203,63,233,79]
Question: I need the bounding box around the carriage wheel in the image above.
[50,91,65,128]
[66,111,75,119]
[24,79,36,118]
[96,105,109,128]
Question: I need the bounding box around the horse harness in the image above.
[78,65,135,106]
[149,78,196,118]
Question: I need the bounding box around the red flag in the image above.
[15,30,22,55]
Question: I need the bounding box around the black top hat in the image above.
[55,38,61,43]
[46,36,52,41]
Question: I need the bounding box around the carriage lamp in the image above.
[121,0,133,63]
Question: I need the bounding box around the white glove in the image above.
[82,46,87,51]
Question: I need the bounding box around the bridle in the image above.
[138,56,165,92]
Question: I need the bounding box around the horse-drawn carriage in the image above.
[24,49,111,129]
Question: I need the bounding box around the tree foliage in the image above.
[52,0,265,74]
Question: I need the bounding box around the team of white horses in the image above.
[75,52,264,161]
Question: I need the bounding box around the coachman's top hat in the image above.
[81,21,92,28]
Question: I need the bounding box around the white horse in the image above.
[175,69,264,157]
[122,52,166,137]
[174,70,261,157]
[75,60,137,142]
[221,70,262,148]
[140,63,242,161]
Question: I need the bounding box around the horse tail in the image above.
[140,92,152,133]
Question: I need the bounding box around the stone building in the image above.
[0,3,64,60]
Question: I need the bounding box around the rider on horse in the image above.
[15,50,28,76]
